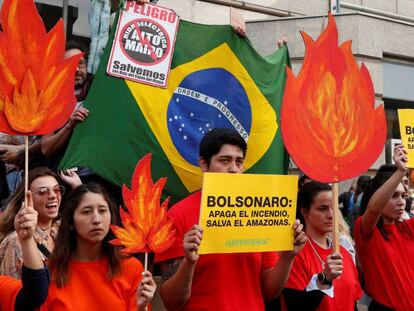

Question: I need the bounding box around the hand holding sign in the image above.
[292,220,306,255]
[15,191,37,241]
[321,253,343,287]
[137,271,157,310]
[398,109,414,168]
[393,144,408,174]
[183,225,203,263]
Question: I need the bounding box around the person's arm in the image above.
[0,141,42,167]
[282,252,343,310]
[160,224,202,310]
[137,271,156,311]
[14,191,50,311]
[0,144,23,165]
[59,169,83,190]
[15,266,50,311]
[230,7,246,37]
[261,220,306,300]
[41,107,89,158]
[360,144,408,238]
[15,192,42,269]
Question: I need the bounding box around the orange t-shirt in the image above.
[40,257,143,311]
[0,275,21,311]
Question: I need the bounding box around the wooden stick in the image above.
[24,136,29,209]
[144,252,148,271]
[332,182,339,253]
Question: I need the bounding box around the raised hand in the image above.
[59,168,82,189]
[67,107,89,129]
[393,144,408,173]
[14,191,38,241]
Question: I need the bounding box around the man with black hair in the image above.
[65,41,93,103]
[41,42,91,172]
[156,127,306,311]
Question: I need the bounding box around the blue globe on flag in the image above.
[167,68,252,166]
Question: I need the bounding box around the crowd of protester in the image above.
[1,1,414,310]
[1,119,412,310]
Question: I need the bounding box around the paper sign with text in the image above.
[198,173,298,254]
[107,2,179,88]
[398,109,414,168]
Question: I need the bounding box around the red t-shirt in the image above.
[156,191,278,311]
[0,275,21,311]
[40,257,143,311]
[354,217,414,311]
[284,239,362,311]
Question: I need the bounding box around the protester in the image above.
[156,128,306,310]
[354,144,414,310]
[281,182,361,310]
[401,173,413,219]
[405,194,414,218]
[352,175,371,215]
[0,167,79,279]
[39,183,156,310]
[41,41,91,172]
[1,191,49,311]
[338,180,356,220]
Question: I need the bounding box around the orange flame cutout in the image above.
[281,14,387,182]
[110,154,177,254]
[0,0,81,135]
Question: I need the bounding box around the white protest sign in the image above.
[107,2,179,88]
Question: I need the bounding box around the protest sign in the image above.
[398,109,414,168]
[107,2,179,87]
[281,14,386,183]
[281,13,386,252]
[0,0,81,204]
[110,153,176,270]
[198,173,298,254]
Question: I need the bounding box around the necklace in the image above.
[38,225,52,231]
[304,233,327,269]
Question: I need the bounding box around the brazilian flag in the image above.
[60,19,290,203]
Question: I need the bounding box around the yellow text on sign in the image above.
[198,173,298,254]
[398,109,414,168]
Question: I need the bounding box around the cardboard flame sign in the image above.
[281,14,387,182]
[0,0,81,135]
[110,154,176,254]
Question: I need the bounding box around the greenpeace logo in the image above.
[225,238,270,247]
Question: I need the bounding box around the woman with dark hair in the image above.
[0,167,79,279]
[40,183,156,310]
[282,181,361,310]
[1,191,49,311]
[354,145,414,311]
